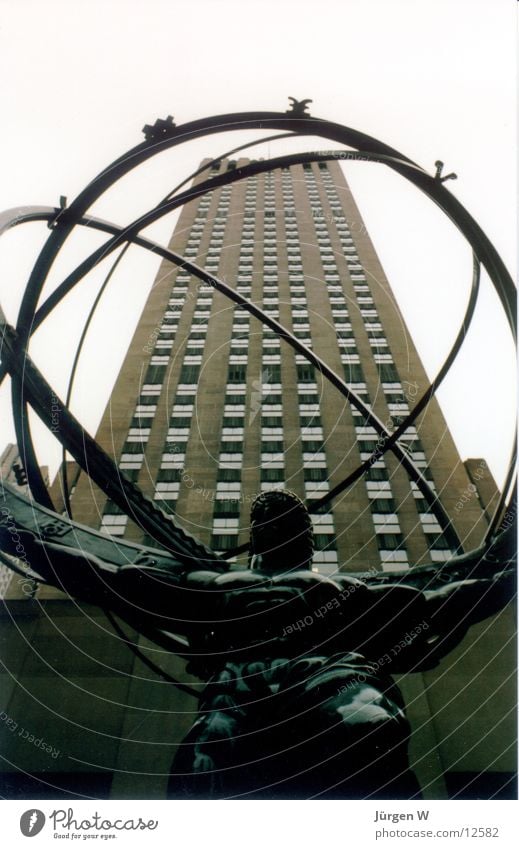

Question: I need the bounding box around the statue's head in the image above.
[249,489,314,573]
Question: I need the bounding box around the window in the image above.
[300,439,325,453]
[388,402,410,416]
[170,416,191,428]
[261,454,284,466]
[219,453,243,466]
[161,453,185,469]
[261,440,284,453]
[430,550,454,562]
[376,533,406,551]
[211,533,239,551]
[145,365,166,384]
[371,498,396,514]
[369,338,388,350]
[228,364,247,383]
[100,515,128,537]
[365,466,388,481]
[312,551,339,573]
[357,438,378,452]
[261,415,283,428]
[131,410,154,425]
[366,481,392,495]
[103,500,125,515]
[168,426,190,439]
[314,533,337,551]
[214,500,240,517]
[217,468,241,482]
[222,427,244,437]
[311,513,335,533]
[373,514,401,534]
[378,363,400,383]
[426,532,451,550]
[297,364,316,382]
[119,454,144,469]
[216,482,241,498]
[122,440,143,459]
[298,393,319,404]
[224,392,246,404]
[213,517,240,531]
[303,451,326,464]
[179,365,200,383]
[380,550,409,570]
[262,426,283,437]
[260,467,285,482]
[220,440,244,452]
[414,498,430,513]
[299,403,320,414]
[304,467,328,482]
[344,364,365,383]
[305,480,330,494]
[260,480,286,492]
[157,469,182,483]
[262,364,281,383]
[155,482,180,494]
[224,403,245,415]
[300,416,322,429]
[420,514,442,532]
[127,427,151,442]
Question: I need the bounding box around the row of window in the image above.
[106,198,229,533]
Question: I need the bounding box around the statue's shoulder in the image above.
[212,570,267,590]
[271,569,338,588]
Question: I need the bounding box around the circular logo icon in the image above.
[20,809,46,837]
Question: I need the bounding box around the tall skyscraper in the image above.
[1,158,514,800]
[67,157,491,570]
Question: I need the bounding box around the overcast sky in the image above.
[0,0,516,489]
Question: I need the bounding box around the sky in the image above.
[0,0,516,490]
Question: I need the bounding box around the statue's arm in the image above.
[418,567,515,665]
[0,519,223,642]
[0,479,228,638]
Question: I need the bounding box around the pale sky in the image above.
[0,0,516,489]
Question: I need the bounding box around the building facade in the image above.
[65,157,491,565]
[1,158,515,799]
